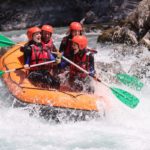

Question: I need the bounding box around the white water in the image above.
[0,28,150,150]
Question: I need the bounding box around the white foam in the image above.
[0,29,150,150]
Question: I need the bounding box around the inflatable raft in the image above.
[0,43,110,121]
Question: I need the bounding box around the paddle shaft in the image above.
[62,56,89,74]
[52,52,106,84]
[4,60,55,74]
[61,55,139,102]
[61,55,111,86]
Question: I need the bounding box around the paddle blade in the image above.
[111,87,139,108]
[0,34,15,47]
[116,73,144,91]
[0,70,5,77]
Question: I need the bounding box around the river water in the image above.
[0,28,150,150]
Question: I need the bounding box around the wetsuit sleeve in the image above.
[56,52,69,69]
[24,46,32,65]
[58,59,68,68]
[89,53,96,77]
[59,37,67,53]
[50,53,56,61]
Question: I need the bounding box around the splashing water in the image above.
[0,28,150,150]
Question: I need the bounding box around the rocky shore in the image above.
[0,0,141,31]
[97,0,150,49]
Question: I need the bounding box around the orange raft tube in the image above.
[0,43,110,120]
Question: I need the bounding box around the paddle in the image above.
[102,70,143,91]
[0,34,23,47]
[116,73,143,91]
[60,56,139,108]
[0,60,55,77]
[0,34,143,91]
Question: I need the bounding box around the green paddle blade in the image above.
[116,73,144,91]
[111,87,139,108]
[0,70,5,77]
[0,34,15,47]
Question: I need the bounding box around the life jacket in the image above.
[42,38,55,52]
[30,44,52,71]
[70,49,90,79]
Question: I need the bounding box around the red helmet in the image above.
[27,27,41,40]
[72,35,88,50]
[41,25,54,33]
[69,22,82,31]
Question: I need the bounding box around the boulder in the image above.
[97,0,150,48]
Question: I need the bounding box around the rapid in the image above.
[0,27,150,150]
